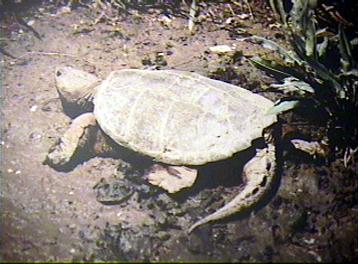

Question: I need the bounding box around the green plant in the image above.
[243,0,358,160]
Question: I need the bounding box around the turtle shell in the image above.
[94,70,277,165]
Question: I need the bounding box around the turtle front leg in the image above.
[188,142,277,233]
[44,112,111,171]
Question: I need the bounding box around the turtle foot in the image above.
[44,113,97,171]
[146,164,198,193]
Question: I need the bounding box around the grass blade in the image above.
[268,0,287,25]
[242,36,303,65]
[267,100,300,115]
[270,77,315,95]
[338,24,354,72]
[249,57,292,78]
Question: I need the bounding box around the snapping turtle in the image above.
[45,67,279,233]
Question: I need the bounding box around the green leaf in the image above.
[290,0,308,34]
[249,57,292,78]
[317,37,328,57]
[306,56,343,94]
[270,77,315,95]
[304,10,317,58]
[315,28,334,38]
[340,69,358,78]
[266,100,300,115]
[350,38,358,46]
[268,0,287,25]
[338,24,354,72]
[292,35,343,94]
[241,36,303,65]
[308,0,318,8]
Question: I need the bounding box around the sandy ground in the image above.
[0,1,357,262]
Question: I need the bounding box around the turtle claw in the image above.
[44,139,72,169]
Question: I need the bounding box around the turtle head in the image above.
[55,67,101,118]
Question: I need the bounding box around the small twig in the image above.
[228,3,236,17]
[232,0,254,20]
[14,50,99,67]
[344,148,349,167]
[188,0,197,33]
[110,0,125,10]
[343,147,358,167]
[93,10,106,25]
[230,0,242,9]
[243,0,254,20]
[16,51,77,59]
[94,0,108,10]
[13,13,42,40]
[170,58,197,68]
[0,47,17,59]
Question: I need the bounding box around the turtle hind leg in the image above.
[44,112,103,171]
[188,143,277,234]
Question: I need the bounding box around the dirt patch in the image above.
[1,1,357,262]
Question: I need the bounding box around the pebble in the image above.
[27,20,35,26]
[309,250,322,262]
[30,133,42,140]
[30,105,38,112]
[158,15,172,25]
[69,224,76,230]
[304,238,315,245]
[225,17,233,24]
[237,13,250,20]
[157,231,171,241]
[209,45,234,54]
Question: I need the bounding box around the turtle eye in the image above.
[56,70,62,77]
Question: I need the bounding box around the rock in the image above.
[156,231,171,241]
[103,224,155,261]
[93,177,133,205]
[209,45,234,54]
